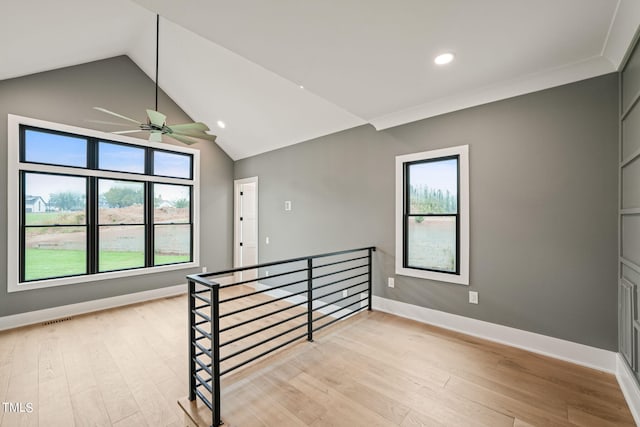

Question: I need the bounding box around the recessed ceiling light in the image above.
[434,52,455,65]
[217,120,226,129]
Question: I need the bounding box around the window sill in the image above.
[395,265,469,285]
[8,262,198,293]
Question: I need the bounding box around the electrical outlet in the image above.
[202,266,207,273]
[469,291,478,304]
[284,201,292,211]
[265,236,270,244]
[388,277,395,288]
[342,289,348,297]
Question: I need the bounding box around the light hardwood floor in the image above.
[0,291,635,426]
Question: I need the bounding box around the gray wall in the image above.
[0,56,234,317]
[235,73,619,350]
[620,34,640,374]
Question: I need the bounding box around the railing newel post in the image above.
[368,248,373,311]
[188,279,196,401]
[211,283,222,426]
[307,258,314,342]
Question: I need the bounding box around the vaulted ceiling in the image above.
[2,1,639,159]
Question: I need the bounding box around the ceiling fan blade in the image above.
[112,130,144,134]
[170,122,210,133]
[85,119,133,127]
[146,109,167,127]
[169,134,200,145]
[172,129,217,142]
[94,107,142,125]
[149,132,163,143]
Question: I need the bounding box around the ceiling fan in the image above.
[94,15,216,145]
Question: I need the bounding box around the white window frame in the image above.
[7,114,200,293]
[395,145,469,285]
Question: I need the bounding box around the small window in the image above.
[23,128,87,168]
[396,145,469,285]
[153,150,192,179]
[406,157,459,273]
[98,141,145,174]
[22,173,88,281]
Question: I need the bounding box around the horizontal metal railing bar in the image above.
[194,335,208,343]
[220,311,308,348]
[187,275,221,288]
[313,280,369,302]
[193,293,211,305]
[220,289,309,318]
[195,351,204,358]
[195,304,209,311]
[313,255,369,270]
[311,263,368,281]
[194,389,213,411]
[193,289,211,295]
[314,304,368,333]
[220,333,307,376]
[194,367,209,376]
[220,300,308,333]
[311,272,368,292]
[220,267,309,289]
[314,297,368,322]
[195,373,213,393]
[220,277,308,303]
[194,341,212,358]
[312,291,368,316]
[189,246,375,282]
[193,325,212,340]
[195,320,208,326]
[193,310,211,322]
[220,322,307,363]
[194,358,212,376]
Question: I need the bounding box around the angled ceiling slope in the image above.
[2,0,640,160]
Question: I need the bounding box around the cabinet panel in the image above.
[622,215,640,266]
[622,157,640,209]
[623,41,640,114]
[623,102,640,161]
[621,279,634,366]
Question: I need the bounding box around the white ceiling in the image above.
[2,0,639,160]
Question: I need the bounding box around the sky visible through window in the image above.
[409,158,457,196]
[99,141,145,174]
[24,130,86,167]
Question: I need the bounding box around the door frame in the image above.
[233,176,259,281]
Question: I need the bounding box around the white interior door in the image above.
[234,177,258,284]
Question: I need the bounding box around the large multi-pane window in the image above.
[8,115,199,291]
[395,145,469,285]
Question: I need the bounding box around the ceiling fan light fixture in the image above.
[92,14,216,146]
[434,52,455,65]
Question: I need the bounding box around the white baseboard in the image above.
[617,354,640,425]
[0,283,189,331]
[372,296,617,373]
[255,282,365,319]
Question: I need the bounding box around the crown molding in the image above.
[601,0,640,70]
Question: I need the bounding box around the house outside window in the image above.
[7,115,200,292]
[395,145,469,285]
